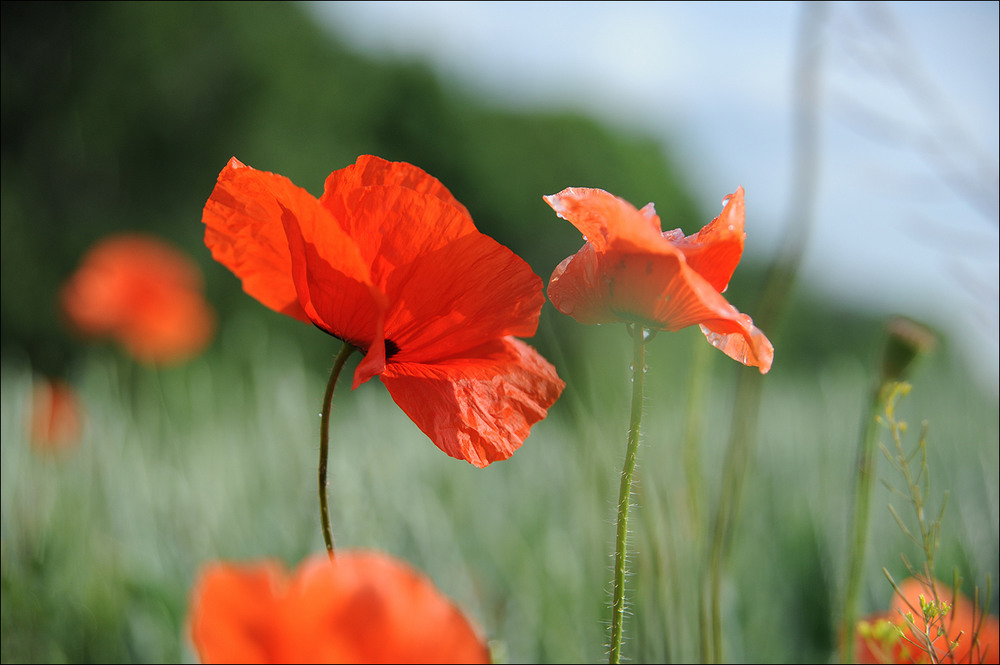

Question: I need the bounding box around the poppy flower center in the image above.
[313,324,401,361]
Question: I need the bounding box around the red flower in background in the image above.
[61,234,216,365]
[28,378,82,453]
[856,577,1000,664]
[545,186,773,373]
[188,551,491,664]
[202,156,564,467]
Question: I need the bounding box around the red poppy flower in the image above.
[61,234,216,365]
[28,378,82,452]
[545,186,773,373]
[856,577,1000,664]
[202,156,564,467]
[188,551,491,664]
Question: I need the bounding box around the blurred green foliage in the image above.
[2,2,996,664]
[1,1,699,379]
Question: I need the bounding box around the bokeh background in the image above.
[2,2,997,663]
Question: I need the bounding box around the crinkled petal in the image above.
[322,154,470,218]
[277,203,387,387]
[204,157,391,384]
[544,187,663,252]
[323,157,543,362]
[203,158,312,322]
[380,338,565,468]
[382,224,544,363]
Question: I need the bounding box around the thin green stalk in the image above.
[703,5,826,660]
[610,325,648,664]
[319,342,357,559]
[839,380,890,663]
[683,333,710,541]
[706,369,763,664]
[684,337,712,664]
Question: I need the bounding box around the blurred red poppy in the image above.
[545,186,773,373]
[188,551,491,664]
[856,577,999,664]
[61,234,216,365]
[28,378,82,452]
[203,156,564,467]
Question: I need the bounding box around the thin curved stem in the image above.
[610,326,647,664]
[319,342,357,560]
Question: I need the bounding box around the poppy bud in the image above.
[880,316,937,384]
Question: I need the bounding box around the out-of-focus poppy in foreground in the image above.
[856,577,1000,664]
[202,155,563,467]
[28,378,83,453]
[61,234,216,365]
[188,550,491,664]
[545,186,773,373]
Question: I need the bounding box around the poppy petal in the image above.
[548,243,719,328]
[117,286,216,365]
[699,318,774,374]
[189,560,285,663]
[203,158,314,322]
[549,239,772,372]
[61,234,215,364]
[675,187,746,293]
[322,154,470,217]
[891,578,1000,665]
[189,552,491,664]
[322,158,543,361]
[856,577,1000,664]
[546,185,772,371]
[285,553,490,664]
[205,156,563,465]
[277,202,388,387]
[383,226,544,362]
[544,187,663,253]
[547,244,619,325]
[380,338,565,467]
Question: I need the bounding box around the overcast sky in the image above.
[308,1,999,392]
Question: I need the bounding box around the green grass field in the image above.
[2,308,996,663]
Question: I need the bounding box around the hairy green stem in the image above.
[319,342,357,559]
[610,326,647,664]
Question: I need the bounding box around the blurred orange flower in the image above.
[856,577,1000,664]
[545,186,773,373]
[61,234,215,365]
[28,378,82,452]
[202,156,564,467]
[188,551,491,664]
